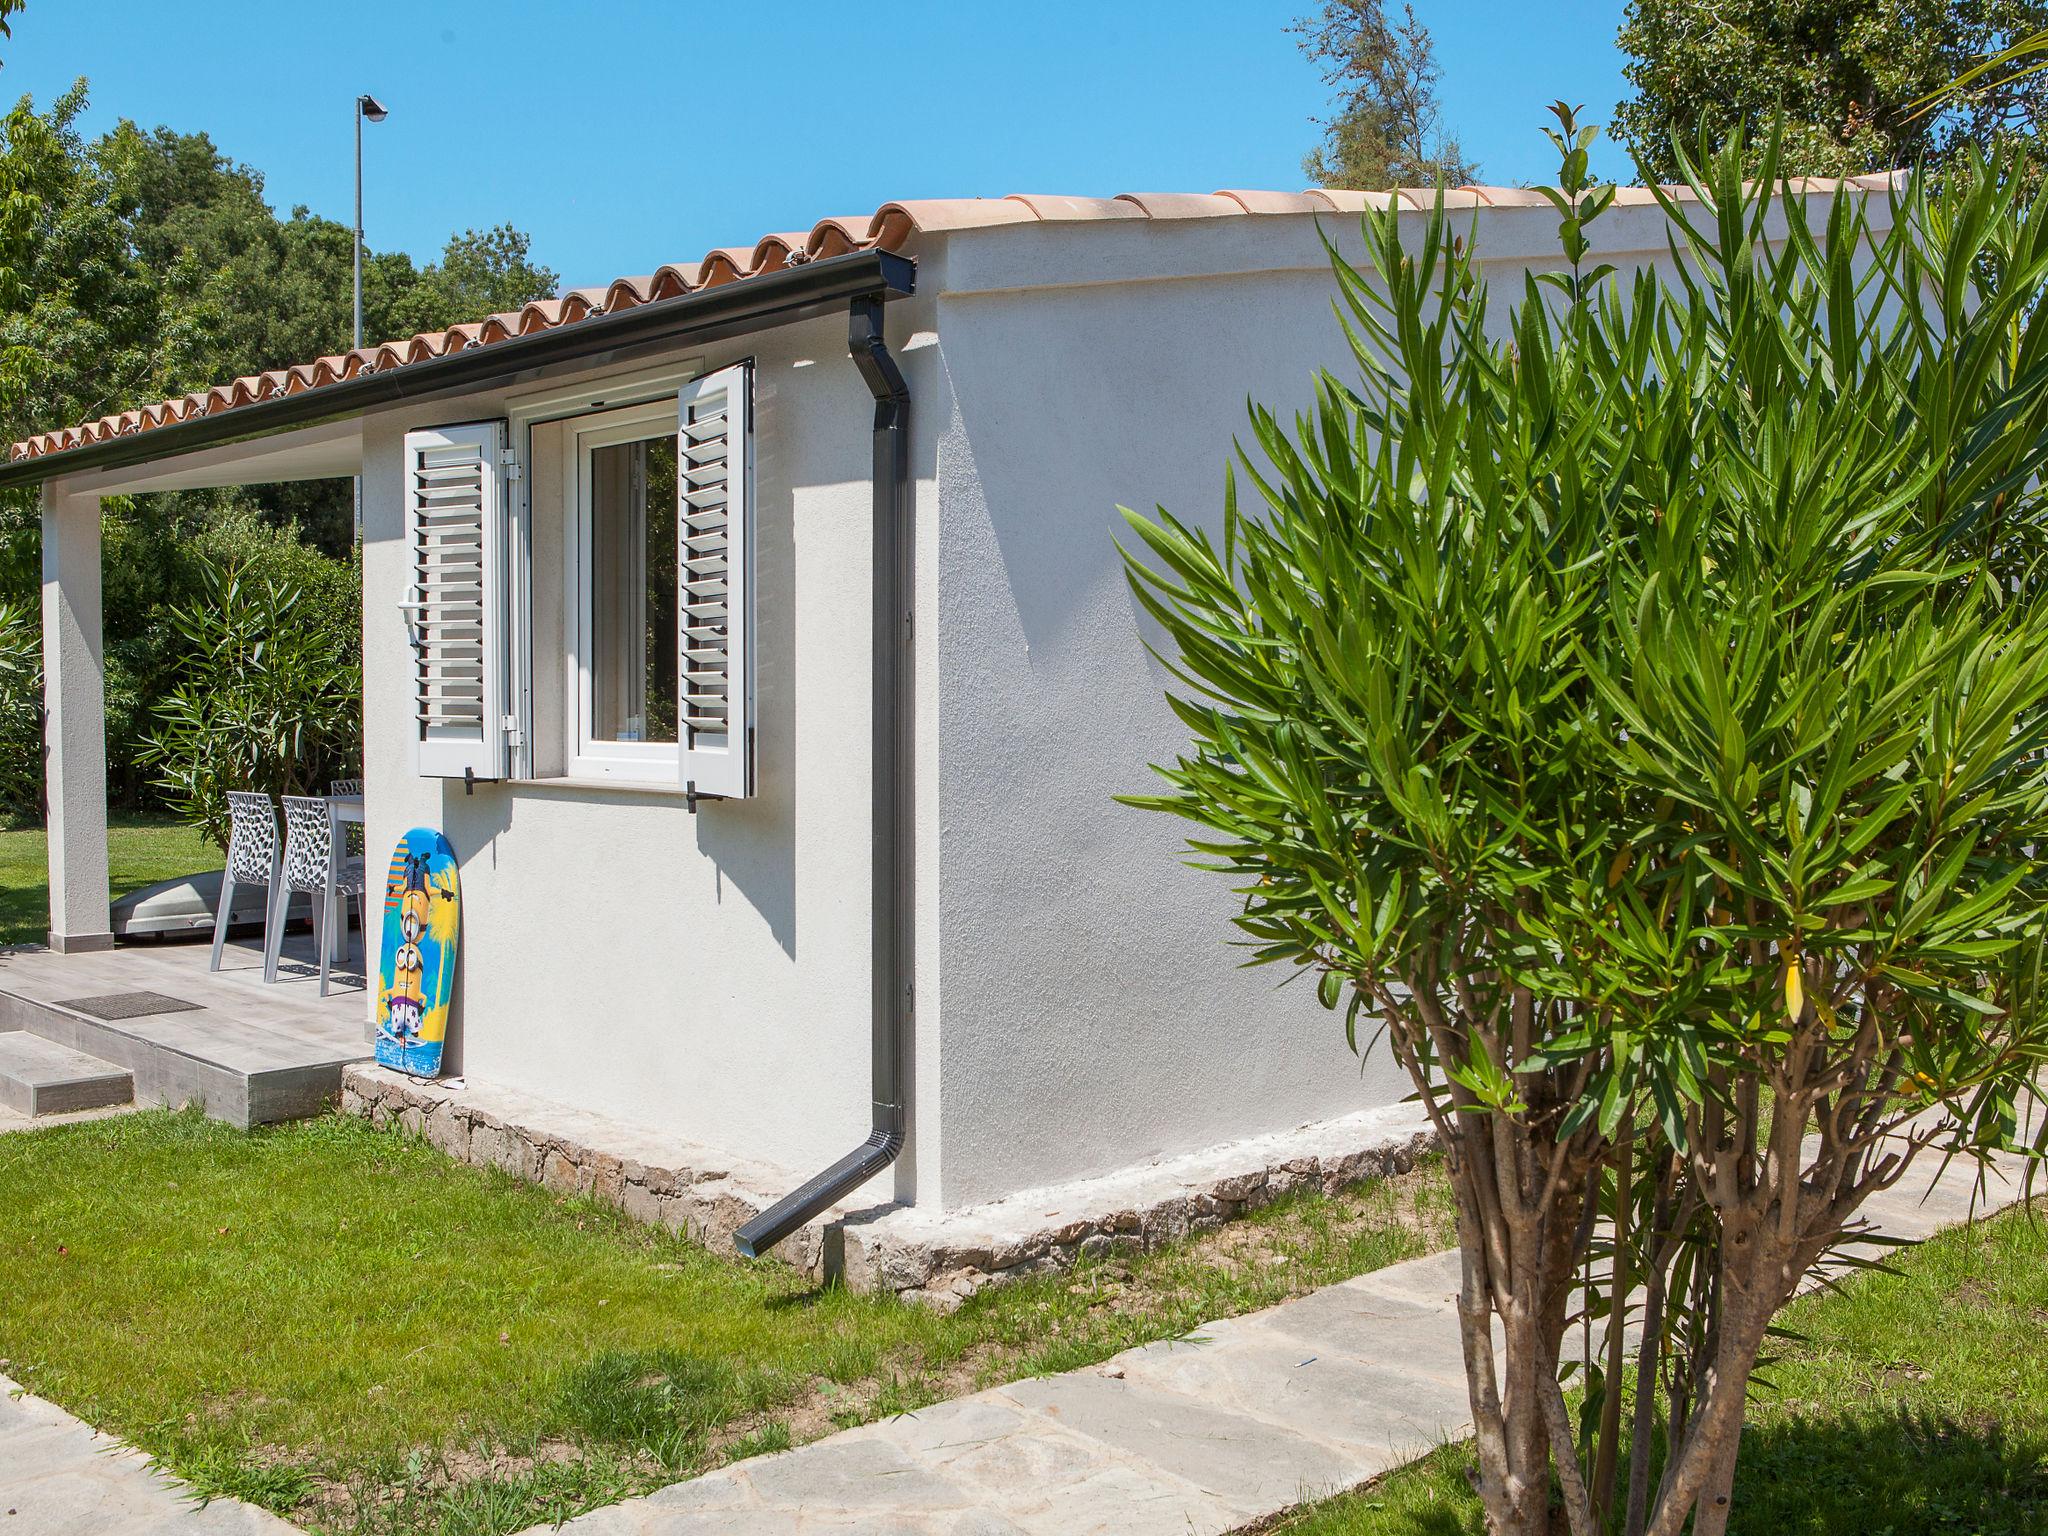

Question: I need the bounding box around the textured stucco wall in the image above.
[360,301,943,1201]
[921,194,1897,1207]
[927,261,1413,1209]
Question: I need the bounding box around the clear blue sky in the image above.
[7,0,1635,293]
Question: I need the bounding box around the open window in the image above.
[559,361,754,797]
[569,402,682,779]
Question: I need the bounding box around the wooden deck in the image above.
[0,930,370,1128]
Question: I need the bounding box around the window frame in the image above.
[564,398,685,783]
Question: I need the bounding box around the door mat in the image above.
[56,991,203,1020]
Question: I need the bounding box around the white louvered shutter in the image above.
[401,422,508,780]
[677,363,754,800]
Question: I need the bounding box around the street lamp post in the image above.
[353,93,388,351]
[352,94,388,542]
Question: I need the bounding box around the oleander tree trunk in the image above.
[1121,113,2048,1536]
[1365,966,1608,1535]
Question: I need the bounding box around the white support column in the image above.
[40,479,111,952]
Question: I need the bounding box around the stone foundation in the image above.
[340,1065,1436,1308]
[339,1065,824,1272]
[836,1102,1436,1309]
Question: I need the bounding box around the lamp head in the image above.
[358,94,389,123]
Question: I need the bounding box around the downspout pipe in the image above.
[735,294,911,1258]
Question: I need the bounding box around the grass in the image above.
[0,813,219,945]
[1252,1201,2048,1536]
[0,1107,1457,1535]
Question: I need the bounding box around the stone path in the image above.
[0,1375,294,1535]
[528,1143,2035,1536]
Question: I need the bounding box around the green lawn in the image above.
[0,814,219,945]
[1256,1203,2048,1536]
[0,1108,1456,1535]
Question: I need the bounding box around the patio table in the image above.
[327,794,364,964]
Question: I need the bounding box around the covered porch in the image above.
[30,416,365,954]
[0,415,374,1128]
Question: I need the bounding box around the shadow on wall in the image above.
[700,365,800,960]
[695,795,796,959]
[948,275,1330,667]
[425,780,520,1079]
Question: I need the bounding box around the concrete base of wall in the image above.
[44,931,114,954]
[339,1065,1437,1308]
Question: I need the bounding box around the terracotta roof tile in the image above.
[1306,189,1400,213]
[870,198,1037,237]
[804,218,868,259]
[1003,193,1145,222]
[10,174,1902,464]
[748,233,805,272]
[1114,192,1244,219]
[1392,187,1489,210]
[698,248,754,285]
[1465,187,1554,208]
[1216,189,1326,215]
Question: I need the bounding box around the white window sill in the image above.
[514,775,689,799]
[567,748,681,781]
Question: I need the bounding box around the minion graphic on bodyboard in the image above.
[375,828,461,1078]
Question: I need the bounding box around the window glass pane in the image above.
[588,432,679,745]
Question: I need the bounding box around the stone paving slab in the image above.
[0,1098,136,1135]
[0,1375,295,1535]
[1113,1325,1472,1458]
[520,1134,2034,1536]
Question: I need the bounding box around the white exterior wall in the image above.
[360,301,944,1202]
[925,229,1410,1209]
[919,193,1895,1207]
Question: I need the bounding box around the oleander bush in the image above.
[139,544,359,848]
[1121,113,2048,1536]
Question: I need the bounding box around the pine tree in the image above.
[1294,2,1478,189]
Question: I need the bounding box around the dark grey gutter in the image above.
[0,249,915,491]
[735,294,912,1258]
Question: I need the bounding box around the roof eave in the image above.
[0,248,915,493]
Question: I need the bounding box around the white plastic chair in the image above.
[210,791,280,973]
[268,794,368,995]
[329,778,365,858]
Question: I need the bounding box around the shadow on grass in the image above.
[1266,1411,2048,1534]
[0,876,44,947]
[1727,1407,2048,1535]
[760,1285,835,1313]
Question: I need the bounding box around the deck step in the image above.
[0,1030,133,1116]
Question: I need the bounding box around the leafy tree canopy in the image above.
[1615,0,2048,179]
[0,82,558,558]
[0,60,556,817]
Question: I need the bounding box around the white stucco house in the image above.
[4,176,1899,1275]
